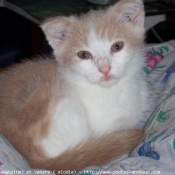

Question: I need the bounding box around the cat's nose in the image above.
[99,66,111,78]
[97,58,111,79]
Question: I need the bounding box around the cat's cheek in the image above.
[112,56,132,76]
[112,70,123,79]
[73,61,94,74]
[86,73,100,84]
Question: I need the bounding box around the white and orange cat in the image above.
[0,0,149,173]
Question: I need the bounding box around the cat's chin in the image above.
[98,81,117,87]
[98,79,117,87]
[91,75,118,87]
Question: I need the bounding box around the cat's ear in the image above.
[111,0,144,27]
[41,17,72,49]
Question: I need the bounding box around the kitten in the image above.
[0,0,148,173]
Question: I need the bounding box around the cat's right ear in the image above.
[111,0,145,28]
[41,17,71,49]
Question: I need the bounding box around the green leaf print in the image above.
[153,101,171,123]
[161,46,169,52]
[173,139,175,150]
[145,107,160,128]
[143,67,150,75]
[153,65,166,70]
[151,47,163,55]
[157,110,171,122]
[170,86,175,94]
[142,130,157,143]
[152,129,167,142]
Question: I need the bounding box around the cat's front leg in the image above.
[40,95,91,158]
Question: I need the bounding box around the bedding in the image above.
[0,40,175,175]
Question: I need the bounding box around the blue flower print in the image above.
[161,61,175,84]
[138,141,160,160]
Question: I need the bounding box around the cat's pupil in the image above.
[83,52,87,58]
[115,44,119,50]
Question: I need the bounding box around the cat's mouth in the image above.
[100,74,117,81]
[98,74,118,87]
[86,74,118,87]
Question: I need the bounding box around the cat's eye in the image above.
[78,51,92,59]
[111,42,123,52]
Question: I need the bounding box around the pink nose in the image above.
[99,66,111,77]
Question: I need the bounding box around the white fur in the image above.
[41,94,91,157]
[41,31,149,158]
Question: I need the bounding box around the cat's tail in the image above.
[31,129,144,174]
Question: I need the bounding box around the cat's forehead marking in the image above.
[81,10,144,48]
[87,28,112,58]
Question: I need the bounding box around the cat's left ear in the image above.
[41,17,72,49]
[111,0,144,28]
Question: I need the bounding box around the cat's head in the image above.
[41,0,145,87]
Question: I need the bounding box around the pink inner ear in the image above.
[45,30,65,49]
[127,6,142,25]
[121,3,144,26]
[43,25,69,49]
[48,31,65,43]
[41,17,71,49]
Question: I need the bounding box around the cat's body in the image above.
[0,0,149,173]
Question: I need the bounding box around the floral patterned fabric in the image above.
[0,40,175,175]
